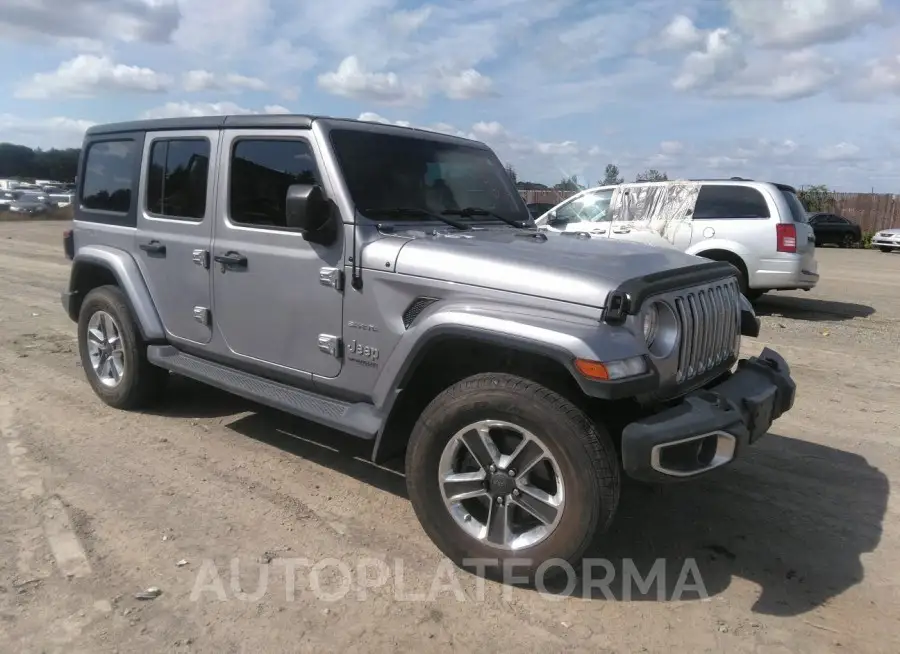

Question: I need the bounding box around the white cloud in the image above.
[726,0,884,48]
[182,70,268,93]
[856,54,900,95]
[817,142,862,162]
[673,28,746,91]
[715,50,839,101]
[318,56,424,105]
[172,0,271,55]
[658,15,705,51]
[0,113,94,149]
[15,55,170,99]
[0,0,180,43]
[440,69,495,100]
[660,140,684,155]
[140,101,292,119]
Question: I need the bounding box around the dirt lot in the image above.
[1,220,898,654]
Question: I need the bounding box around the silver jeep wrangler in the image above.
[61,114,796,580]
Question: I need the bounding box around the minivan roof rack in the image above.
[686,177,755,181]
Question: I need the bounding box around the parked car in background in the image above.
[8,191,51,215]
[525,202,556,218]
[534,179,819,302]
[807,212,861,248]
[872,228,900,252]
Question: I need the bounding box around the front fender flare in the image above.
[372,303,656,411]
[68,245,166,341]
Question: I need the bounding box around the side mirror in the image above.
[547,211,567,226]
[285,184,335,244]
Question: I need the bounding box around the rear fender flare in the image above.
[68,246,165,341]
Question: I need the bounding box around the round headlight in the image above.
[642,303,660,346]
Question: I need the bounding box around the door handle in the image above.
[139,240,166,255]
[213,251,248,270]
[613,227,631,234]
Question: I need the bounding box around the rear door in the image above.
[134,131,217,345]
[689,184,774,252]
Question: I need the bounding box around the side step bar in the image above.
[147,346,382,440]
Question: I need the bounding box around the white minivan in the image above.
[534,178,819,301]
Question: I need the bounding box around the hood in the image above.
[878,227,900,235]
[388,227,708,308]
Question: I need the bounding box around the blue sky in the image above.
[1,0,899,191]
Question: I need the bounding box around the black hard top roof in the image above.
[86,113,316,135]
[85,114,485,148]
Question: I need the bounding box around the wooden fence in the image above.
[830,193,900,232]
[518,189,900,233]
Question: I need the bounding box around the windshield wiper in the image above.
[443,206,530,229]
[362,207,471,230]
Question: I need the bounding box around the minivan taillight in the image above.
[776,223,796,253]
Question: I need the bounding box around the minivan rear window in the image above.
[777,186,809,223]
[693,185,770,219]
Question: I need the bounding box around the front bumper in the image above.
[621,347,796,483]
[872,236,900,248]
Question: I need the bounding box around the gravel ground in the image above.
[0,220,898,653]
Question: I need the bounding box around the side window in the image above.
[693,185,770,219]
[146,138,210,220]
[229,139,321,229]
[81,140,136,213]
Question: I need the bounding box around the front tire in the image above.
[405,373,620,584]
[77,285,168,410]
[879,247,894,253]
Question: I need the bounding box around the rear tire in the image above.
[405,373,620,584]
[77,285,168,410]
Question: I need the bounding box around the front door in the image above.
[538,187,615,237]
[210,130,344,377]
[134,131,217,345]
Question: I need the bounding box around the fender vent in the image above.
[402,296,439,329]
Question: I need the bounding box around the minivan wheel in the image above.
[405,373,620,583]
[77,285,167,410]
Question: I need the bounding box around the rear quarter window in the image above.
[81,139,137,214]
[693,185,770,219]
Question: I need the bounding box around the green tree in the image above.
[600,163,623,185]
[635,168,668,182]
[0,143,80,181]
[553,175,582,192]
[797,184,835,213]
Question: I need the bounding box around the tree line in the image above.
[0,143,80,182]
[505,162,669,192]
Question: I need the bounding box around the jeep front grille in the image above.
[673,278,741,383]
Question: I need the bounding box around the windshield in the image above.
[329,128,530,224]
[779,187,809,223]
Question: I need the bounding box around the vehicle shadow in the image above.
[143,374,258,419]
[754,294,874,321]
[226,406,888,617]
